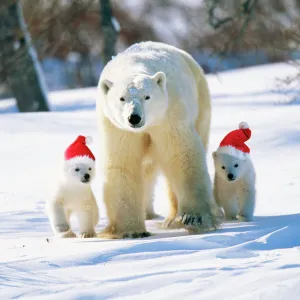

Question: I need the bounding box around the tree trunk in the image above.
[0,0,49,112]
[99,0,120,66]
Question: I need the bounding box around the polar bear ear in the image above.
[100,79,113,95]
[212,151,218,159]
[152,72,166,89]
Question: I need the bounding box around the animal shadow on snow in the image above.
[80,214,300,252]
[2,211,300,256]
[208,213,300,253]
[45,214,300,268]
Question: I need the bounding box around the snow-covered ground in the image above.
[1,62,300,299]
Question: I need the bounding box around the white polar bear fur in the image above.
[46,156,99,238]
[212,152,256,221]
[97,41,221,239]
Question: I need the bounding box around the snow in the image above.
[1,62,300,299]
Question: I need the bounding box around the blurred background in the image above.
[1,0,300,112]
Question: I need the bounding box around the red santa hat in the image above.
[64,135,95,163]
[216,122,251,160]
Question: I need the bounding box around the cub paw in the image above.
[123,231,151,239]
[60,230,77,238]
[80,231,97,238]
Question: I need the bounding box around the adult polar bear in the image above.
[97,41,220,238]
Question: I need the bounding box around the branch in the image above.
[100,0,120,65]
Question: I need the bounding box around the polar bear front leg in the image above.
[162,182,178,227]
[77,194,99,238]
[91,195,100,227]
[47,201,76,238]
[154,127,220,232]
[222,198,239,221]
[238,188,256,222]
[99,128,150,239]
[76,211,97,238]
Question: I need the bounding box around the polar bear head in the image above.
[99,72,168,132]
[212,152,250,182]
[63,157,95,185]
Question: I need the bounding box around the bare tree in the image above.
[99,0,120,65]
[205,0,259,55]
[0,0,49,112]
[203,0,300,102]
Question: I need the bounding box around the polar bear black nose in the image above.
[128,114,142,126]
[84,174,90,180]
[227,173,234,181]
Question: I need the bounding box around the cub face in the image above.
[212,152,249,182]
[64,158,95,185]
[99,72,168,132]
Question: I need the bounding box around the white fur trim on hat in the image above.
[64,155,95,166]
[239,122,249,129]
[85,136,93,145]
[216,145,249,160]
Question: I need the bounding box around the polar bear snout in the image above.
[81,173,91,183]
[122,97,145,129]
[128,114,143,128]
[227,173,235,181]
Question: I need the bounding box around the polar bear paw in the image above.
[176,212,221,233]
[98,225,151,239]
[60,230,77,238]
[225,215,238,221]
[180,214,203,227]
[80,231,97,238]
[123,231,151,239]
[238,214,252,222]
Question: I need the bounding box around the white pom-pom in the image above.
[239,122,249,129]
[85,136,93,145]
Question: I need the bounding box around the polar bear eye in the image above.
[89,168,92,171]
[222,166,225,170]
[120,97,125,102]
[75,168,80,172]
[145,96,150,100]
[234,164,239,168]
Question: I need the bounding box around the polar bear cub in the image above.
[212,122,256,221]
[47,135,99,238]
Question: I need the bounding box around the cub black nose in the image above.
[227,173,234,180]
[84,174,90,180]
[128,114,142,126]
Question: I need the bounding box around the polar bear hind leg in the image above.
[143,159,161,220]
